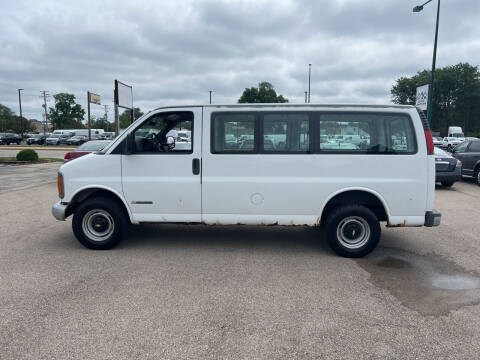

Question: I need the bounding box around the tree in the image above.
[119,107,144,129]
[391,63,480,136]
[0,104,34,133]
[90,116,116,132]
[238,82,288,103]
[48,93,85,130]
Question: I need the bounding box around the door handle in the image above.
[192,158,200,175]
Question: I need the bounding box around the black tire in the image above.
[324,205,381,258]
[72,196,127,250]
[475,167,480,186]
[441,181,454,187]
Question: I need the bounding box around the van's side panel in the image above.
[201,106,428,226]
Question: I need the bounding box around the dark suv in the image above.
[27,134,48,145]
[0,133,22,145]
[452,139,480,185]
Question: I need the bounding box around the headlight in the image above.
[57,172,64,199]
[456,159,462,167]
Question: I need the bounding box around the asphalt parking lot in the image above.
[1,165,480,359]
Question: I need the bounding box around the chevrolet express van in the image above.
[52,104,441,257]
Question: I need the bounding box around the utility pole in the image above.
[41,91,49,145]
[18,89,24,138]
[304,91,308,104]
[87,91,91,140]
[209,90,213,104]
[308,64,312,103]
[103,104,109,121]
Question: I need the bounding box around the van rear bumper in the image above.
[424,210,441,227]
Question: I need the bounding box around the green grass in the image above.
[0,157,63,164]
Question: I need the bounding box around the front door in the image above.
[121,107,202,222]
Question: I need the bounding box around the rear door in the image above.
[121,107,202,222]
[463,141,480,173]
[453,141,471,174]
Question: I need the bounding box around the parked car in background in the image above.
[434,147,462,187]
[441,137,462,150]
[433,136,443,147]
[63,140,111,162]
[104,132,116,140]
[66,135,88,146]
[448,126,464,140]
[27,133,49,145]
[46,134,71,145]
[0,133,22,145]
[451,138,480,185]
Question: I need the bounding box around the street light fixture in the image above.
[413,0,440,128]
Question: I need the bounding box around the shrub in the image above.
[16,149,39,162]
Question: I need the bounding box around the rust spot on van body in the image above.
[386,220,407,228]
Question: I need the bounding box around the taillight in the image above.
[424,130,434,155]
[64,152,71,162]
[57,173,64,199]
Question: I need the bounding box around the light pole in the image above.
[18,89,24,138]
[308,64,312,103]
[209,90,213,104]
[304,91,308,104]
[413,0,440,127]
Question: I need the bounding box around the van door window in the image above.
[263,113,309,152]
[133,111,193,153]
[212,113,256,153]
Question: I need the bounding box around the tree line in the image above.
[3,65,478,137]
[391,62,480,136]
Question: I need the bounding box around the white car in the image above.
[441,137,462,150]
[433,136,443,146]
[52,104,440,258]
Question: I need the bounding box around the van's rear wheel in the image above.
[324,205,380,258]
[72,197,126,250]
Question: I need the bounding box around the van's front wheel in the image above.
[324,205,380,258]
[72,197,127,250]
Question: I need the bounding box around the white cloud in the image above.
[0,0,478,121]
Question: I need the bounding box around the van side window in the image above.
[263,113,309,152]
[388,116,416,153]
[212,113,256,153]
[133,111,193,154]
[318,114,381,152]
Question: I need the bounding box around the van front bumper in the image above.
[52,202,68,221]
[425,210,441,227]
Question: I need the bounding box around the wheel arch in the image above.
[319,188,390,226]
[65,185,133,223]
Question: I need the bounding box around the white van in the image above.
[448,126,464,139]
[52,104,440,257]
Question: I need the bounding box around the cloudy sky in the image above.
[1,0,479,121]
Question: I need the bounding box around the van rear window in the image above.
[318,113,416,154]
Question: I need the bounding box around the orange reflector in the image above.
[58,173,64,198]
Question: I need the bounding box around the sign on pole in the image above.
[416,84,429,111]
[114,80,134,136]
[89,93,101,105]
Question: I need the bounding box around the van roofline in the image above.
[152,103,416,111]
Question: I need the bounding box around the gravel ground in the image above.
[0,173,479,359]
